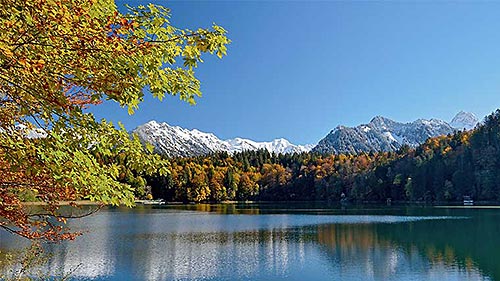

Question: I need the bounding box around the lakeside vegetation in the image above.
[140,110,500,205]
[1,0,498,246]
[2,1,499,280]
[0,0,229,241]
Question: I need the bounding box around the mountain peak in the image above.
[271,138,291,145]
[369,116,397,130]
[369,115,391,123]
[143,120,160,126]
[133,121,312,157]
[450,111,479,130]
[313,114,457,155]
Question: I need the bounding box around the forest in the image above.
[139,110,500,204]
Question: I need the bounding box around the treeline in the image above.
[142,110,500,203]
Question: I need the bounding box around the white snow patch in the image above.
[361,126,371,132]
[133,121,314,156]
[383,132,398,143]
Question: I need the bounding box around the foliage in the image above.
[0,243,51,280]
[0,0,230,241]
[148,111,500,204]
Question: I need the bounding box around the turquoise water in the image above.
[1,203,499,280]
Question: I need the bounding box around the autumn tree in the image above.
[0,0,230,240]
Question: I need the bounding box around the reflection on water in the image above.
[316,223,489,280]
[1,204,499,280]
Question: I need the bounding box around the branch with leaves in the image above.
[0,0,230,241]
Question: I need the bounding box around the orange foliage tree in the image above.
[0,0,230,241]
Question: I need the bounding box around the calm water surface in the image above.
[2,203,500,280]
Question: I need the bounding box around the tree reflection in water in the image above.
[1,206,498,280]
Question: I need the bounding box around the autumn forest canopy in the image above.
[145,110,500,204]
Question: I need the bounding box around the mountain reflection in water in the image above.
[1,204,498,281]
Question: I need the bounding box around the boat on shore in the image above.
[136,199,166,205]
[463,196,474,206]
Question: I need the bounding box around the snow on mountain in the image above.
[226,137,314,155]
[133,121,312,157]
[14,124,47,138]
[134,111,480,157]
[312,112,477,155]
[450,111,479,131]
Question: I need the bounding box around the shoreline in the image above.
[21,200,103,206]
[20,199,500,207]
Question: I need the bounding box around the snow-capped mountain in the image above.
[133,121,313,157]
[450,111,479,131]
[134,111,480,157]
[226,138,314,155]
[312,112,479,155]
[13,124,47,138]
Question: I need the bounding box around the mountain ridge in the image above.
[133,111,479,157]
[133,120,313,157]
[312,111,479,154]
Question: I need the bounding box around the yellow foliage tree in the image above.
[0,0,230,240]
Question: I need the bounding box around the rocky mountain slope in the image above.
[133,121,313,157]
[450,111,479,131]
[134,112,479,157]
[312,112,479,155]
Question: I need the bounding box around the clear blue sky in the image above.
[90,1,500,145]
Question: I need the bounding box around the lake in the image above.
[1,203,500,280]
